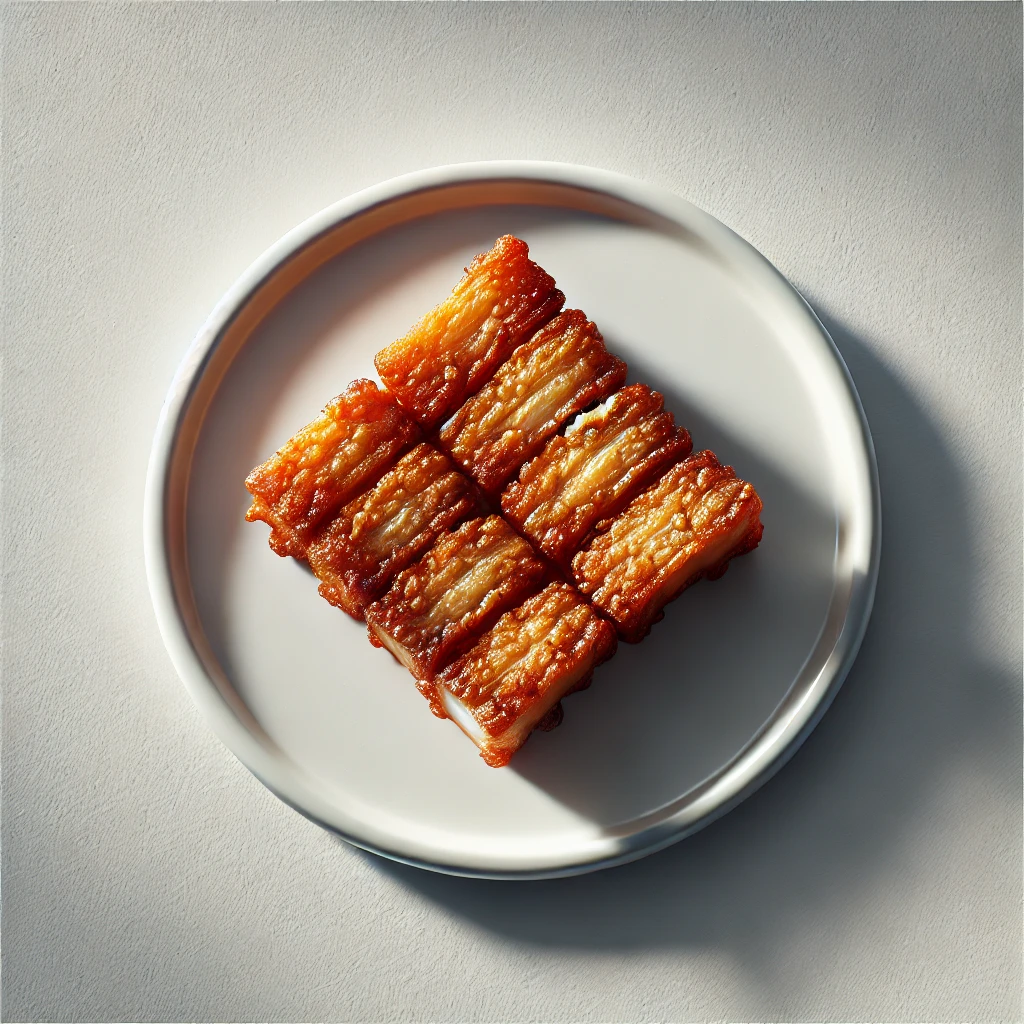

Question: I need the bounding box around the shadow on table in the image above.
[351,309,1019,955]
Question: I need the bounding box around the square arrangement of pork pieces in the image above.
[245,379,420,559]
[242,232,765,768]
[365,515,550,681]
[573,450,764,642]
[307,443,484,619]
[501,383,692,569]
[421,583,618,767]
[375,235,565,430]
[439,309,627,495]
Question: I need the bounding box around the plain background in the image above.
[2,4,1021,1022]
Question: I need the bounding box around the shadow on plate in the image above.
[351,310,1020,955]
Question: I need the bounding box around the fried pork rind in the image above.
[501,383,692,569]
[245,380,419,559]
[572,450,763,642]
[439,309,628,495]
[306,444,484,620]
[421,583,617,767]
[374,236,565,430]
[365,515,549,680]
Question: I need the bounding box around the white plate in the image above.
[145,162,879,879]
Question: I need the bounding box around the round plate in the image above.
[145,162,879,879]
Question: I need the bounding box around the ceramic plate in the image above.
[145,162,879,878]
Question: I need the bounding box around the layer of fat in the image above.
[558,423,640,507]
[353,474,457,556]
[440,657,593,754]
[426,543,522,628]
[440,687,487,743]
[321,420,381,485]
[417,281,499,366]
[522,421,640,532]
[495,367,582,434]
[369,623,422,677]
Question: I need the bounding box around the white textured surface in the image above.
[2,4,1020,1022]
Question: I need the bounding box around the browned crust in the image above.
[423,583,617,767]
[501,384,692,569]
[306,444,484,620]
[439,309,628,495]
[244,380,420,559]
[374,236,565,430]
[572,450,764,642]
[364,515,549,680]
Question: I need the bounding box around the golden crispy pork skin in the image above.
[374,236,564,430]
[501,384,692,569]
[439,309,628,495]
[306,444,484,620]
[244,380,420,559]
[572,450,763,642]
[364,515,549,681]
[421,583,617,767]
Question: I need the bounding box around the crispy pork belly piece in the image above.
[439,309,628,495]
[245,380,419,559]
[374,236,565,430]
[365,515,549,680]
[572,451,763,642]
[306,444,484,620]
[420,584,617,767]
[501,384,692,569]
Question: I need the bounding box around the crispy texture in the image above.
[439,309,628,495]
[245,380,419,558]
[306,444,484,620]
[420,584,617,767]
[374,236,565,430]
[365,516,549,680]
[501,384,692,568]
[572,451,763,642]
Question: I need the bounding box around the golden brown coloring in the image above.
[244,380,419,559]
[439,309,627,495]
[365,516,549,680]
[572,450,763,642]
[374,236,564,430]
[422,583,617,767]
[501,383,692,569]
[307,444,484,620]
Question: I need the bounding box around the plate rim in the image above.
[143,160,881,879]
